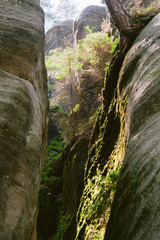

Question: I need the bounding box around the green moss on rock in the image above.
[55,135,89,240]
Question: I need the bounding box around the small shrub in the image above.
[77,28,119,72]
[52,104,64,113]
[45,25,119,139]
[76,166,121,240]
[41,136,64,185]
[55,210,72,240]
[69,103,80,115]
[130,2,160,19]
[46,25,119,81]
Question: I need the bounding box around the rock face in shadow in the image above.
[78,70,104,118]
[74,5,108,41]
[74,11,160,239]
[104,13,160,240]
[0,0,48,239]
[45,20,74,55]
[59,135,89,240]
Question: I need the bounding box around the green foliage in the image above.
[78,28,119,70]
[55,210,72,240]
[70,103,80,115]
[55,0,79,22]
[85,25,92,33]
[41,0,80,31]
[38,136,65,239]
[41,136,64,184]
[45,26,119,140]
[84,167,120,218]
[76,166,121,240]
[73,103,80,113]
[46,47,82,80]
[46,27,119,81]
[130,2,160,19]
[52,104,64,113]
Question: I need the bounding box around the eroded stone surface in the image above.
[45,20,74,55]
[123,0,159,9]
[104,13,160,240]
[74,5,108,41]
[0,0,48,239]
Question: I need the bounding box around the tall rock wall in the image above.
[39,2,160,239]
[41,5,109,240]
[75,12,160,240]
[0,0,48,239]
[104,13,160,240]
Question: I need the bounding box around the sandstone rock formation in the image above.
[123,0,159,9]
[38,5,108,239]
[0,0,48,239]
[74,5,108,41]
[58,135,89,240]
[40,1,160,239]
[104,13,160,240]
[45,20,74,55]
[75,10,160,240]
[78,70,104,118]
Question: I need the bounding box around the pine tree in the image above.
[55,0,79,22]
[40,0,59,30]
[41,0,80,31]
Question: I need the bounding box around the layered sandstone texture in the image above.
[104,13,160,240]
[0,0,48,239]
[45,20,74,55]
[74,5,108,41]
[123,0,159,9]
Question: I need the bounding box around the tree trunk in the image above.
[105,0,155,36]
[102,0,153,112]
[105,0,134,34]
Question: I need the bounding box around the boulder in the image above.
[0,0,48,239]
[104,13,160,240]
[45,20,74,55]
[74,5,108,41]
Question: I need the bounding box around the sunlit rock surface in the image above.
[0,0,48,239]
[74,5,108,41]
[104,13,160,240]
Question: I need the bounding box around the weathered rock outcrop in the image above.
[104,13,160,240]
[39,5,108,239]
[45,6,106,137]
[123,0,159,9]
[0,0,48,239]
[40,0,160,238]
[75,11,160,240]
[74,5,108,41]
[57,135,89,240]
[45,20,74,55]
[78,70,103,118]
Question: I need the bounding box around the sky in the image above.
[49,0,103,11]
[42,0,105,31]
[73,0,103,11]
